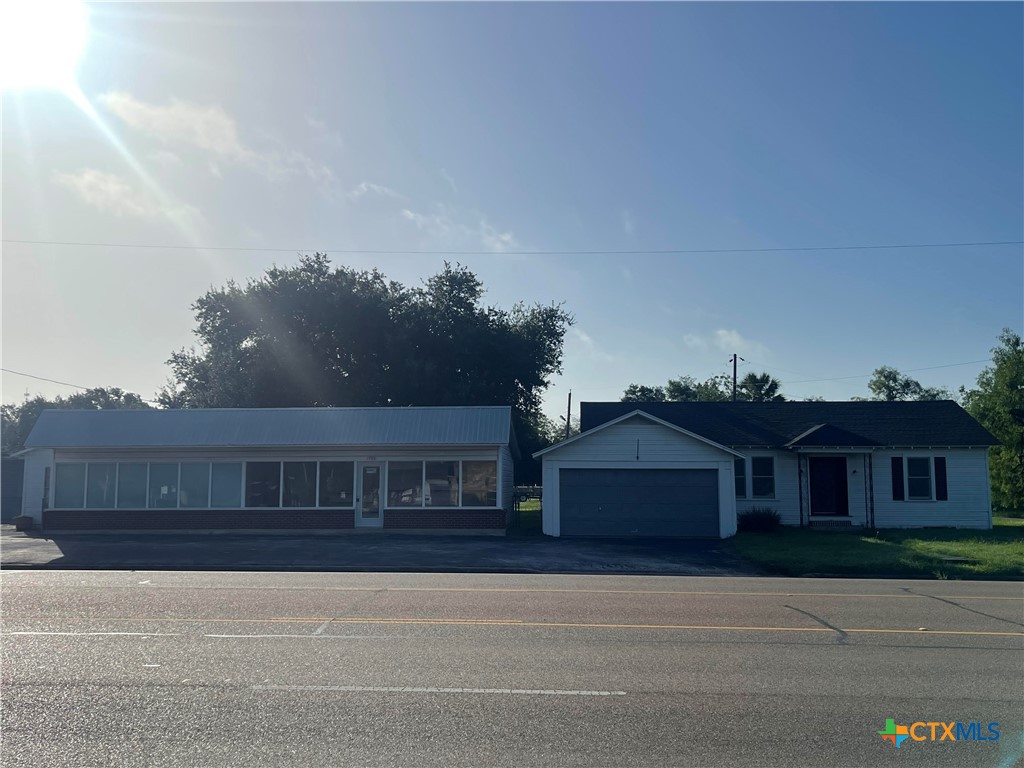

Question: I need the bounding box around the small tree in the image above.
[961,329,1024,512]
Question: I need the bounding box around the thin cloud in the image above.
[349,181,402,201]
[441,168,458,193]
[569,327,616,362]
[306,115,344,148]
[100,92,334,185]
[55,168,203,228]
[714,328,769,357]
[401,205,519,253]
[682,333,708,349]
[621,209,635,234]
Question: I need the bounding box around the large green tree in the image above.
[2,387,151,456]
[961,329,1024,512]
[160,255,573,481]
[863,366,951,401]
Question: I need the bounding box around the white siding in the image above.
[20,449,53,524]
[871,449,992,529]
[540,418,737,538]
[545,417,732,463]
[735,450,801,526]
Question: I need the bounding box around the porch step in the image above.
[808,519,856,529]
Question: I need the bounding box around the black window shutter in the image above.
[891,457,904,501]
[935,457,948,501]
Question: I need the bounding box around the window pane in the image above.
[462,461,497,507]
[318,461,354,507]
[148,464,179,508]
[734,458,746,498]
[387,461,423,507]
[751,457,774,498]
[426,461,460,506]
[283,462,317,507]
[180,462,211,508]
[752,477,775,498]
[907,458,931,478]
[245,462,281,507]
[85,463,117,508]
[117,463,148,508]
[54,463,86,508]
[211,463,242,508]
[908,477,931,499]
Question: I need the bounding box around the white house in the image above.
[536,401,998,538]
[21,406,517,533]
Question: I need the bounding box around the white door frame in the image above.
[356,462,384,528]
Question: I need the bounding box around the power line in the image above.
[1,368,162,405]
[785,358,992,384]
[2,238,1021,257]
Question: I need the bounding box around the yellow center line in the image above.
[4,582,1021,600]
[4,615,1022,637]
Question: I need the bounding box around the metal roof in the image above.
[581,401,999,449]
[25,406,514,449]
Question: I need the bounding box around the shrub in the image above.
[738,506,782,533]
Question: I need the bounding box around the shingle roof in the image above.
[580,401,998,448]
[25,406,515,449]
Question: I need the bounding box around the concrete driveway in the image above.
[0,525,757,575]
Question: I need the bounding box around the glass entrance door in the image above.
[357,464,383,527]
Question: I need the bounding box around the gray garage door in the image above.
[559,468,719,537]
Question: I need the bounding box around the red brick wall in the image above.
[43,509,355,531]
[382,508,506,529]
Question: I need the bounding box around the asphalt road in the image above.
[1,571,1022,768]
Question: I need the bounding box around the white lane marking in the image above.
[138,580,151,585]
[6,631,181,637]
[205,634,386,639]
[313,620,331,635]
[254,685,626,696]
[142,664,161,668]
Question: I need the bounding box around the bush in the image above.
[738,507,782,533]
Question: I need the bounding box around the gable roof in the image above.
[580,401,998,449]
[25,406,516,451]
[533,409,745,458]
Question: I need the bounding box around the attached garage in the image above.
[559,468,719,537]
[535,411,742,538]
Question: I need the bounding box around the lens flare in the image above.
[0,0,89,92]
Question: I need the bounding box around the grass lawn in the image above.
[727,516,1024,580]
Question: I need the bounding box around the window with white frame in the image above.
[54,463,86,508]
[85,463,117,509]
[387,461,423,507]
[318,462,354,507]
[211,463,243,508]
[117,463,148,508]
[906,457,933,500]
[425,461,460,506]
[149,464,179,508]
[462,461,497,507]
[245,462,281,508]
[751,456,775,498]
[283,462,317,507]
[179,463,211,508]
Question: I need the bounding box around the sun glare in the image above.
[0,0,89,92]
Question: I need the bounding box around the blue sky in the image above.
[3,2,1022,421]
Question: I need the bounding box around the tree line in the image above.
[1,256,1020,505]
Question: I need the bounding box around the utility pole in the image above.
[565,390,572,440]
[730,354,745,402]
